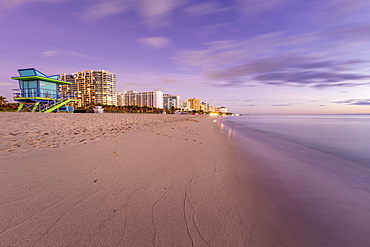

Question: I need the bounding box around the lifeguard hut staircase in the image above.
[12,68,78,113]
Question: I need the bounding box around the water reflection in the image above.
[213,114,370,246]
[214,116,236,139]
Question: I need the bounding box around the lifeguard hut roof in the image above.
[11,68,72,85]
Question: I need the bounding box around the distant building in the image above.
[215,106,228,113]
[188,98,201,111]
[200,102,209,112]
[117,90,164,108]
[59,70,117,107]
[179,100,190,111]
[209,105,215,112]
[163,94,180,109]
[117,90,138,106]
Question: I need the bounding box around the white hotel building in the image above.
[117,90,164,108]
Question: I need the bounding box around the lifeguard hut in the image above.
[12,68,78,113]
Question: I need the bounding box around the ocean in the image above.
[215,115,370,246]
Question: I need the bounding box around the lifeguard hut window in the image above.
[40,81,57,98]
[19,80,38,98]
[19,69,36,77]
[18,68,47,77]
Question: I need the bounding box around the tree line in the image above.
[0,96,18,111]
[0,96,221,114]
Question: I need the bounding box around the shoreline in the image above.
[219,116,370,247]
[0,113,250,246]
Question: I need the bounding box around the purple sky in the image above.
[1,0,370,114]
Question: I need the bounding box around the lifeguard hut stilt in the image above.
[12,68,78,113]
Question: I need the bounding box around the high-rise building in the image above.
[59,70,117,107]
[179,100,190,111]
[200,102,209,112]
[117,90,164,108]
[117,90,138,106]
[188,98,201,111]
[163,94,180,109]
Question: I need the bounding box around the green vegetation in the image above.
[103,105,165,114]
[76,104,181,114]
[0,96,19,111]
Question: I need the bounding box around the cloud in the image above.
[40,49,94,59]
[137,0,182,26]
[80,0,127,21]
[253,70,369,86]
[78,0,181,26]
[272,104,293,107]
[41,50,59,57]
[139,0,178,18]
[203,54,370,88]
[0,0,68,9]
[122,82,152,88]
[175,25,370,89]
[0,82,14,86]
[351,101,370,106]
[309,0,370,26]
[137,37,171,49]
[328,24,370,40]
[209,78,256,88]
[237,0,287,15]
[334,99,370,105]
[184,2,229,16]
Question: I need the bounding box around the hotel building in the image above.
[179,100,190,111]
[200,102,209,112]
[59,70,117,107]
[187,98,201,111]
[163,94,180,109]
[117,90,164,108]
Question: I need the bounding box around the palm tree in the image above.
[0,96,8,107]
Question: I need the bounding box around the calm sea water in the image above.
[215,114,370,246]
[225,114,370,166]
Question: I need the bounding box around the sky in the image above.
[0,0,370,114]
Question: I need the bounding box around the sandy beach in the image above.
[0,113,250,246]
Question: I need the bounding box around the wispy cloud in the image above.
[80,0,127,21]
[41,50,59,57]
[137,37,171,49]
[272,104,293,107]
[0,82,14,86]
[121,82,152,89]
[138,0,181,18]
[237,0,287,15]
[40,49,94,59]
[184,2,229,16]
[334,99,370,105]
[78,0,181,26]
[0,0,68,9]
[137,0,185,27]
[175,24,370,89]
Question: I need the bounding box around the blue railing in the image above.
[12,89,57,99]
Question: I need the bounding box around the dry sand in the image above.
[0,113,250,246]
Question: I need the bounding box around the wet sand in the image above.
[218,117,370,247]
[0,113,250,246]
